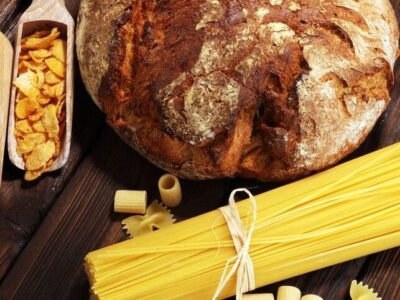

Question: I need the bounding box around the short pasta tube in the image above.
[243,293,275,300]
[114,190,147,214]
[301,295,323,300]
[158,174,182,207]
[277,286,301,300]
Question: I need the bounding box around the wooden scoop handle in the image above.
[31,0,65,6]
[26,0,66,14]
[0,33,13,186]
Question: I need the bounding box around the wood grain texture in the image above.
[0,0,399,299]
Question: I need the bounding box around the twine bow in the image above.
[212,188,257,300]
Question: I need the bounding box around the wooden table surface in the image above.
[0,1,399,299]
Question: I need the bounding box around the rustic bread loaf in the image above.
[77,0,399,181]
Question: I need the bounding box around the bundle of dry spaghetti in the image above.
[85,143,400,300]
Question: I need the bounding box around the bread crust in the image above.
[77,0,399,181]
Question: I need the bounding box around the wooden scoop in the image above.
[7,0,74,173]
[0,33,13,186]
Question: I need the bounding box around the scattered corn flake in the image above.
[44,57,65,78]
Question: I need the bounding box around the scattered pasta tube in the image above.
[114,190,147,214]
[278,286,301,300]
[243,293,275,300]
[158,174,182,207]
[301,295,323,300]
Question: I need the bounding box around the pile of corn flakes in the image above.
[14,27,66,181]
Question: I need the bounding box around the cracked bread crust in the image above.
[77,0,399,181]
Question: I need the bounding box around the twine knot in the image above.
[212,188,257,300]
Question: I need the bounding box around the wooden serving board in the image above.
[0,33,13,186]
[0,0,399,299]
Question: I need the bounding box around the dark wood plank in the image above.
[0,125,233,299]
[0,0,105,281]
[356,248,400,299]
[249,258,366,299]
[0,74,104,281]
[0,0,27,38]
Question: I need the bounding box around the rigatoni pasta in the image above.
[243,294,275,300]
[301,295,323,300]
[158,174,182,207]
[114,190,147,214]
[277,286,301,300]
[85,143,400,300]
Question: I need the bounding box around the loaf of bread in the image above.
[77,0,399,181]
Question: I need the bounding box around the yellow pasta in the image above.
[350,281,381,300]
[277,286,301,300]
[85,143,400,300]
[301,295,323,300]
[158,174,182,207]
[114,190,147,214]
[122,201,175,238]
[243,294,275,300]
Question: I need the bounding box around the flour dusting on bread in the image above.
[77,0,399,181]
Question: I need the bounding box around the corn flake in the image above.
[28,107,43,122]
[45,58,65,78]
[45,70,62,85]
[15,98,37,119]
[22,60,47,72]
[22,28,60,50]
[25,140,56,171]
[50,39,66,63]
[32,121,46,133]
[14,70,40,100]
[14,27,67,181]
[16,120,34,134]
[42,104,59,138]
[17,133,46,155]
[29,49,52,60]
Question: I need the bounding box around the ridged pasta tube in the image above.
[158,174,182,207]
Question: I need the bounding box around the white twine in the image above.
[212,188,257,300]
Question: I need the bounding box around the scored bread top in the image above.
[77,0,399,181]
